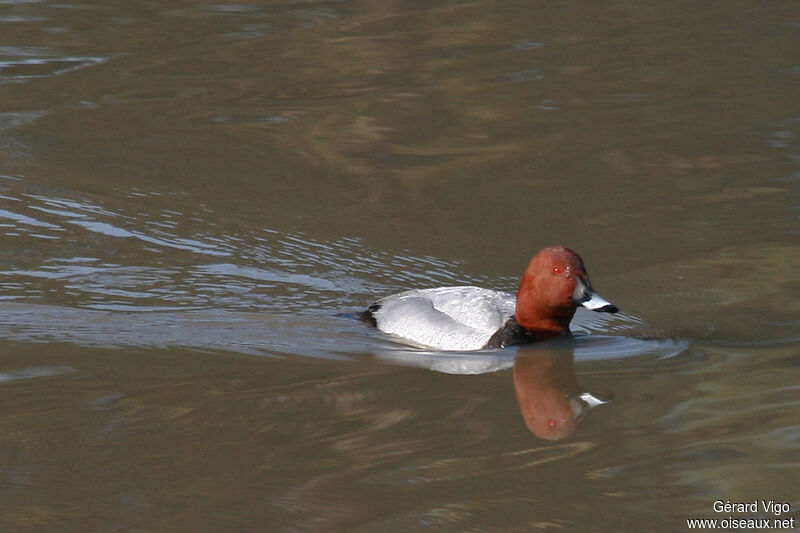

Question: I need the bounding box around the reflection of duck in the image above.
[513,349,612,440]
[358,247,617,351]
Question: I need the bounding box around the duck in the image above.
[357,246,618,351]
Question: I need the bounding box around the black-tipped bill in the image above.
[572,276,618,314]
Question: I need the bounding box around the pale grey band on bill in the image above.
[572,276,618,313]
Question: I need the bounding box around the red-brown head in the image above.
[515,246,617,337]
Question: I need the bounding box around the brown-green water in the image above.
[1,1,798,531]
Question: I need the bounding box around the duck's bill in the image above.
[569,392,614,419]
[579,392,614,407]
[572,276,618,313]
[580,291,618,313]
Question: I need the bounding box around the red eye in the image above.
[548,419,558,428]
[553,267,562,275]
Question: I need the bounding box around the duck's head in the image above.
[515,246,618,337]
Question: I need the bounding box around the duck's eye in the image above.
[553,267,562,275]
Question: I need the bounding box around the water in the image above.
[1,0,798,531]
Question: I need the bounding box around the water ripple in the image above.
[0,56,106,82]
[0,365,75,383]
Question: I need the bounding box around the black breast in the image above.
[484,316,541,348]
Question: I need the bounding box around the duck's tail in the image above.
[353,304,380,327]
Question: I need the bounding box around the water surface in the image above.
[1,0,798,531]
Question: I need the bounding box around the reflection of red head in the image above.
[513,351,611,440]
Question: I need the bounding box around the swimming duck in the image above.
[358,246,618,351]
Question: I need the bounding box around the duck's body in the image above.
[365,286,516,351]
[359,247,618,351]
